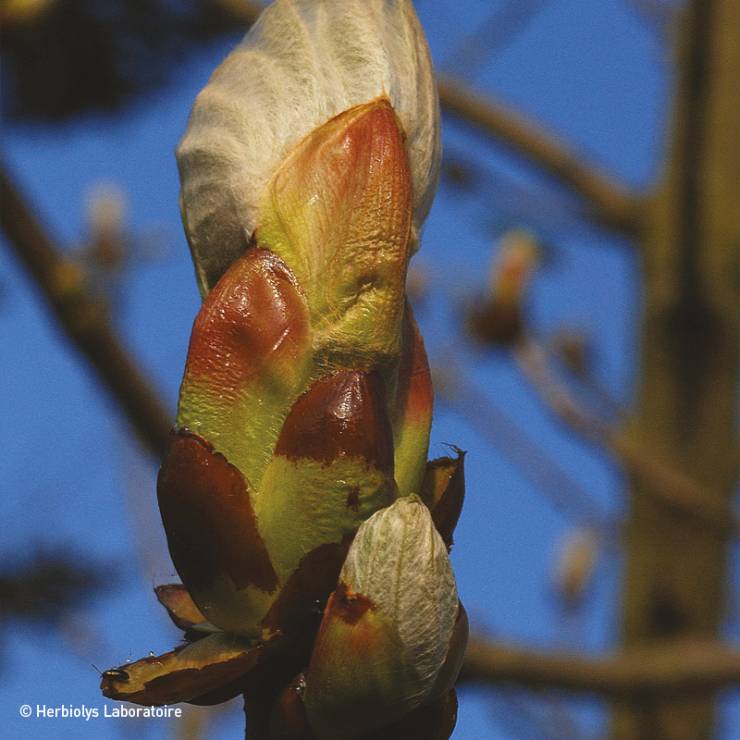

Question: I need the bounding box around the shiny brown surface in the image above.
[157,431,278,593]
[184,247,309,393]
[274,371,394,472]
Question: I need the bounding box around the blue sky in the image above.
[4,1,736,738]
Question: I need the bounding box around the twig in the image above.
[0,158,172,458]
[437,76,643,238]
[515,340,738,535]
[461,635,740,697]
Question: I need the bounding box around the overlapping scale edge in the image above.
[256,98,412,369]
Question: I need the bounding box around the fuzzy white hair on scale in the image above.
[177,0,440,296]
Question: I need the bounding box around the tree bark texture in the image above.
[614,1,740,738]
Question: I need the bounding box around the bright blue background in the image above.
[3,1,736,738]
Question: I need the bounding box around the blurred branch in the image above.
[515,340,738,535]
[207,0,263,24]
[461,635,740,697]
[443,0,549,79]
[0,159,171,458]
[614,0,740,733]
[486,685,590,740]
[437,76,643,238]
[0,549,110,627]
[435,357,615,531]
[628,0,676,41]
[441,147,610,238]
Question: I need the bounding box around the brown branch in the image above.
[461,635,740,698]
[515,340,738,535]
[0,159,172,458]
[437,76,643,238]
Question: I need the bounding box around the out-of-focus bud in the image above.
[488,229,540,302]
[406,264,430,308]
[553,527,601,607]
[552,329,591,378]
[177,0,440,295]
[86,182,126,242]
[83,182,128,279]
[468,228,540,347]
[301,496,466,739]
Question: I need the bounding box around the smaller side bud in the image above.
[302,495,465,739]
[554,527,601,608]
[468,228,540,347]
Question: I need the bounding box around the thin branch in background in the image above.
[74,182,171,315]
[437,76,643,238]
[548,329,624,422]
[174,705,209,740]
[0,158,172,458]
[443,0,549,80]
[441,147,610,239]
[434,356,615,532]
[461,635,740,697]
[485,686,592,740]
[515,340,738,535]
[627,0,678,41]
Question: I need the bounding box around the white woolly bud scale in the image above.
[177,0,440,294]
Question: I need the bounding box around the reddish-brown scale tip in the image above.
[184,247,309,390]
[154,582,206,632]
[422,452,466,548]
[394,306,433,427]
[274,371,394,472]
[330,582,376,626]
